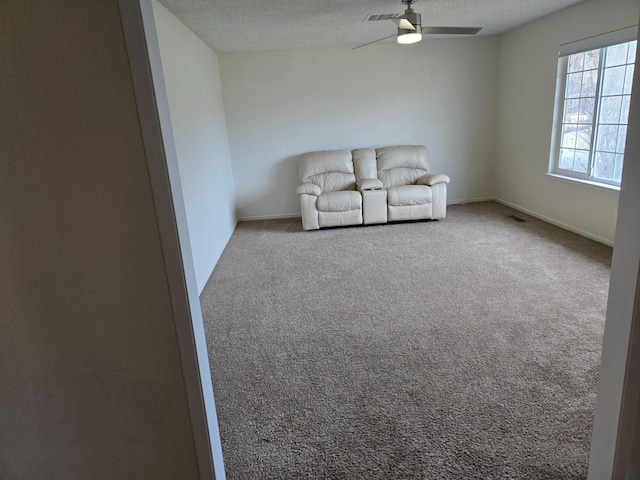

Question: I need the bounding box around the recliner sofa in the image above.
[297,145,450,231]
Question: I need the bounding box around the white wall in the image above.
[219,38,500,220]
[495,0,640,245]
[153,1,236,292]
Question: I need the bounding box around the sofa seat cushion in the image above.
[316,190,362,212]
[386,185,432,207]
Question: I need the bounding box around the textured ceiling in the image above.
[158,0,585,53]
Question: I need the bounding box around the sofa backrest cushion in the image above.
[299,150,356,193]
[352,148,377,180]
[376,145,430,188]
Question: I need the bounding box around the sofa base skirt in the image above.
[387,203,432,222]
[318,209,363,228]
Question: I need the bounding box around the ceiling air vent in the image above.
[364,13,402,22]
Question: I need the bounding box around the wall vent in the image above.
[364,13,402,22]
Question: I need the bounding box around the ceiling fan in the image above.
[353,0,482,50]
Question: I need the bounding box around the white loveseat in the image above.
[296,145,450,231]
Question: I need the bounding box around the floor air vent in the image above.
[508,215,527,223]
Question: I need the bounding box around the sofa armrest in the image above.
[357,178,383,191]
[297,183,321,196]
[417,173,450,186]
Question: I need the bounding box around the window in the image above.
[550,27,638,187]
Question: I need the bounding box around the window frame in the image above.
[549,26,638,187]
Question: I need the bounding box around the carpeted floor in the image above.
[200,201,612,479]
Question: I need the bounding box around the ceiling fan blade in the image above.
[421,26,482,35]
[391,18,416,31]
[351,33,398,50]
[364,13,402,22]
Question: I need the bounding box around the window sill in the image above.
[545,173,620,193]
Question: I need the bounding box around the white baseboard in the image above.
[494,197,613,247]
[448,196,494,205]
[240,200,494,220]
[236,199,613,247]
[197,256,218,295]
[238,212,301,221]
[197,219,239,294]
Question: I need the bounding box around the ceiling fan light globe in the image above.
[397,32,422,44]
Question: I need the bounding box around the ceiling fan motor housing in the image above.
[399,11,421,34]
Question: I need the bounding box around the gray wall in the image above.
[0,1,201,478]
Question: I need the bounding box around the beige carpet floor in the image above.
[201,201,612,479]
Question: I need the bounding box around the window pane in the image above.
[584,49,601,70]
[594,152,615,180]
[576,126,593,150]
[579,97,596,123]
[617,125,628,153]
[614,154,625,183]
[599,96,622,124]
[563,98,581,122]
[568,52,585,72]
[559,148,575,170]
[597,125,619,152]
[624,64,635,95]
[574,150,589,174]
[581,70,599,97]
[566,72,583,98]
[627,41,637,64]
[606,43,629,67]
[621,95,631,123]
[561,125,578,148]
[602,66,626,95]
